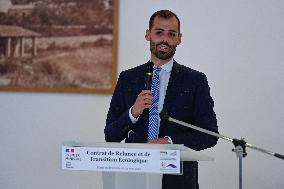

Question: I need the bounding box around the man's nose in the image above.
[160,34,169,43]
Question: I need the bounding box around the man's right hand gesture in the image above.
[131,90,152,118]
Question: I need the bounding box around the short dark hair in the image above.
[149,10,180,32]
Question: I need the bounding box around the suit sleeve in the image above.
[170,74,219,151]
[104,72,135,142]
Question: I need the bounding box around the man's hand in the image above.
[131,90,152,118]
[148,138,170,144]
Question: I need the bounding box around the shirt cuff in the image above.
[129,107,139,124]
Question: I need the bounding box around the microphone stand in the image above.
[160,110,284,189]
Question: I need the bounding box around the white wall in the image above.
[1,0,284,189]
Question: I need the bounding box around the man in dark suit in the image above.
[105,10,218,189]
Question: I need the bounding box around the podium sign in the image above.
[62,146,181,174]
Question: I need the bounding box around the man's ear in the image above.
[145,29,150,41]
[177,33,182,45]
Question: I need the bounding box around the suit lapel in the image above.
[163,61,184,113]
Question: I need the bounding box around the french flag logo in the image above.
[66,148,75,153]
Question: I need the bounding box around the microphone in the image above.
[145,61,153,90]
[159,108,284,160]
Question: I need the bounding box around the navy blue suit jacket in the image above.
[105,61,218,189]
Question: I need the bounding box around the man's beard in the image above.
[150,40,177,60]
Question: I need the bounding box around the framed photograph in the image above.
[0,0,118,94]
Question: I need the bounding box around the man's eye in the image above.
[156,31,163,35]
[168,32,176,37]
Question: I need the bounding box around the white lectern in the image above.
[62,142,213,189]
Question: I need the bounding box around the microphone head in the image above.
[146,61,153,75]
[145,61,153,90]
[159,109,169,122]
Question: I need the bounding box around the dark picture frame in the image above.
[0,0,118,94]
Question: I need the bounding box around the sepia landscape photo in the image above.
[0,0,117,93]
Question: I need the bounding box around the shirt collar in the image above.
[152,59,174,73]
